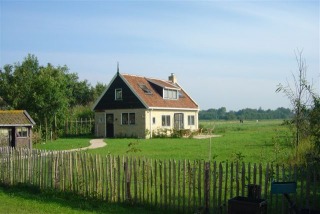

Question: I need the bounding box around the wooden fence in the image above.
[63,118,94,136]
[0,147,319,213]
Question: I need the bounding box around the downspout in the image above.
[105,112,106,137]
[193,110,198,130]
[149,109,153,138]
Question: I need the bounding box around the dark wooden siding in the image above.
[149,82,163,97]
[94,74,146,110]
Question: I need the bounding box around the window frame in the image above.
[188,115,195,126]
[115,88,122,100]
[163,89,178,100]
[17,127,28,138]
[121,113,136,125]
[161,115,171,127]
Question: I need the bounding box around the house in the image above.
[0,110,36,149]
[92,71,199,138]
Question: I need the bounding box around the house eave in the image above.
[23,110,36,125]
[0,124,34,127]
[147,107,199,111]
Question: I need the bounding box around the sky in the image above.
[1,0,319,111]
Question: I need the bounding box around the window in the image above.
[17,127,28,137]
[129,113,135,125]
[122,113,135,125]
[115,88,122,100]
[122,113,128,124]
[163,89,178,100]
[152,117,156,124]
[162,115,170,126]
[0,128,9,137]
[188,115,195,126]
[139,84,152,94]
[179,91,184,98]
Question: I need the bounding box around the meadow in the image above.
[34,119,293,165]
[93,119,293,164]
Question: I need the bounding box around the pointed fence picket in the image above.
[0,147,319,213]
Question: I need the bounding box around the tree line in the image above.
[0,54,106,140]
[199,107,292,120]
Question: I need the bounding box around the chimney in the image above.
[168,73,177,83]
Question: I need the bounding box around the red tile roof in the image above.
[0,110,36,126]
[122,74,198,109]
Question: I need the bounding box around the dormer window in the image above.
[115,88,122,100]
[164,89,178,100]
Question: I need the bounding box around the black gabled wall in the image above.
[94,74,146,110]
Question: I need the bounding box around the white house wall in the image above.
[95,109,198,138]
[145,109,199,138]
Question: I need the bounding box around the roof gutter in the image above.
[147,107,199,111]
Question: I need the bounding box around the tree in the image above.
[0,54,108,140]
[0,54,87,140]
[92,82,107,101]
[33,64,70,138]
[276,49,314,156]
[0,55,40,111]
[309,96,320,149]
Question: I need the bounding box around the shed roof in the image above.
[0,110,36,127]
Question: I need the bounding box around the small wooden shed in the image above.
[0,110,36,149]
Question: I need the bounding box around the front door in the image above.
[106,114,114,138]
[10,128,15,147]
[174,113,184,130]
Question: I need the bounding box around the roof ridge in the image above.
[146,76,169,82]
[147,78,180,89]
[0,110,24,113]
[122,73,170,83]
[121,73,146,79]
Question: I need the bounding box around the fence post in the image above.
[117,156,120,203]
[218,163,223,211]
[124,158,131,202]
[204,162,210,214]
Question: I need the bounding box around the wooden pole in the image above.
[204,162,210,214]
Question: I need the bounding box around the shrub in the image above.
[286,138,320,167]
[32,131,42,144]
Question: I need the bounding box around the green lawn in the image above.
[34,136,91,151]
[0,185,163,214]
[33,120,294,164]
[88,119,293,164]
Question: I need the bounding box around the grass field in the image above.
[34,119,294,164]
[89,119,293,164]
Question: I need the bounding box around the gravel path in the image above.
[68,139,106,151]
